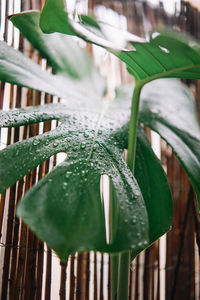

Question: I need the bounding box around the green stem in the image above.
[109,181,119,300]
[117,82,143,300]
[117,251,131,300]
[127,82,142,172]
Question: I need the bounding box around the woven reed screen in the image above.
[0,0,200,299]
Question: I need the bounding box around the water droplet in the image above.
[63,182,68,189]
[65,171,72,179]
[98,130,102,135]
[84,133,89,138]
[132,216,136,224]
[53,141,58,147]
[81,143,86,149]
[33,140,38,146]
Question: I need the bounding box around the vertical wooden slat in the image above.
[1,84,19,300]
[134,256,139,300]
[13,169,29,300]
[85,252,90,300]
[94,253,98,300]
[35,238,44,300]
[9,177,24,300]
[108,255,111,300]
[100,254,104,300]
[143,248,151,300]
[60,261,67,300]
[76,253,86,300]
[45,247,52,300]
[69,255,76,300]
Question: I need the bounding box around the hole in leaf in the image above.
[100,174,110,244]
[56,152,68,164]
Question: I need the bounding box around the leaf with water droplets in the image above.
[131,127,173,259]
[1,8,200,261]
[0,48,149,259]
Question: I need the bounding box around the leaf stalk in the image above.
[127,81,143,172]
[117,81,143,300]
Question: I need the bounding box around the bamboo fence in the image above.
[0,0,200,299]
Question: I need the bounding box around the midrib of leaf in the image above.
[84,98,111,169]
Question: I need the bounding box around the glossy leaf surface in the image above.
[40,0,200,83]
[140,79,200,208]
[0,89,149,260]
[10,11,106,98]
[0,40,66,97]
[132,127,173,258]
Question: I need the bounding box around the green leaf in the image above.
[132,127,173,259]
[1,11,105,101]
[0,91,149,260]
[39,0,200,83]
[10,11,104,89]
[17,160,108,261]
[139,78,200,208]
[39,0,74,36]
[0,103,66,127]
[0,40,67,97]
[0,40,105,101]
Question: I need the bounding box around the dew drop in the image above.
[84,133,89,138]
[63,182,68,189]
[65,171,72,179]
[81,143,86,149]
[53,141,59,147]
[98,130,102,135]
[33,140,38,146]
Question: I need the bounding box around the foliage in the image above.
[0,3,199,263]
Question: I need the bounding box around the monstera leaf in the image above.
[40,0,200,83]
[140,79,200,208]
[39,0,200,204]
[0,9,200,261]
